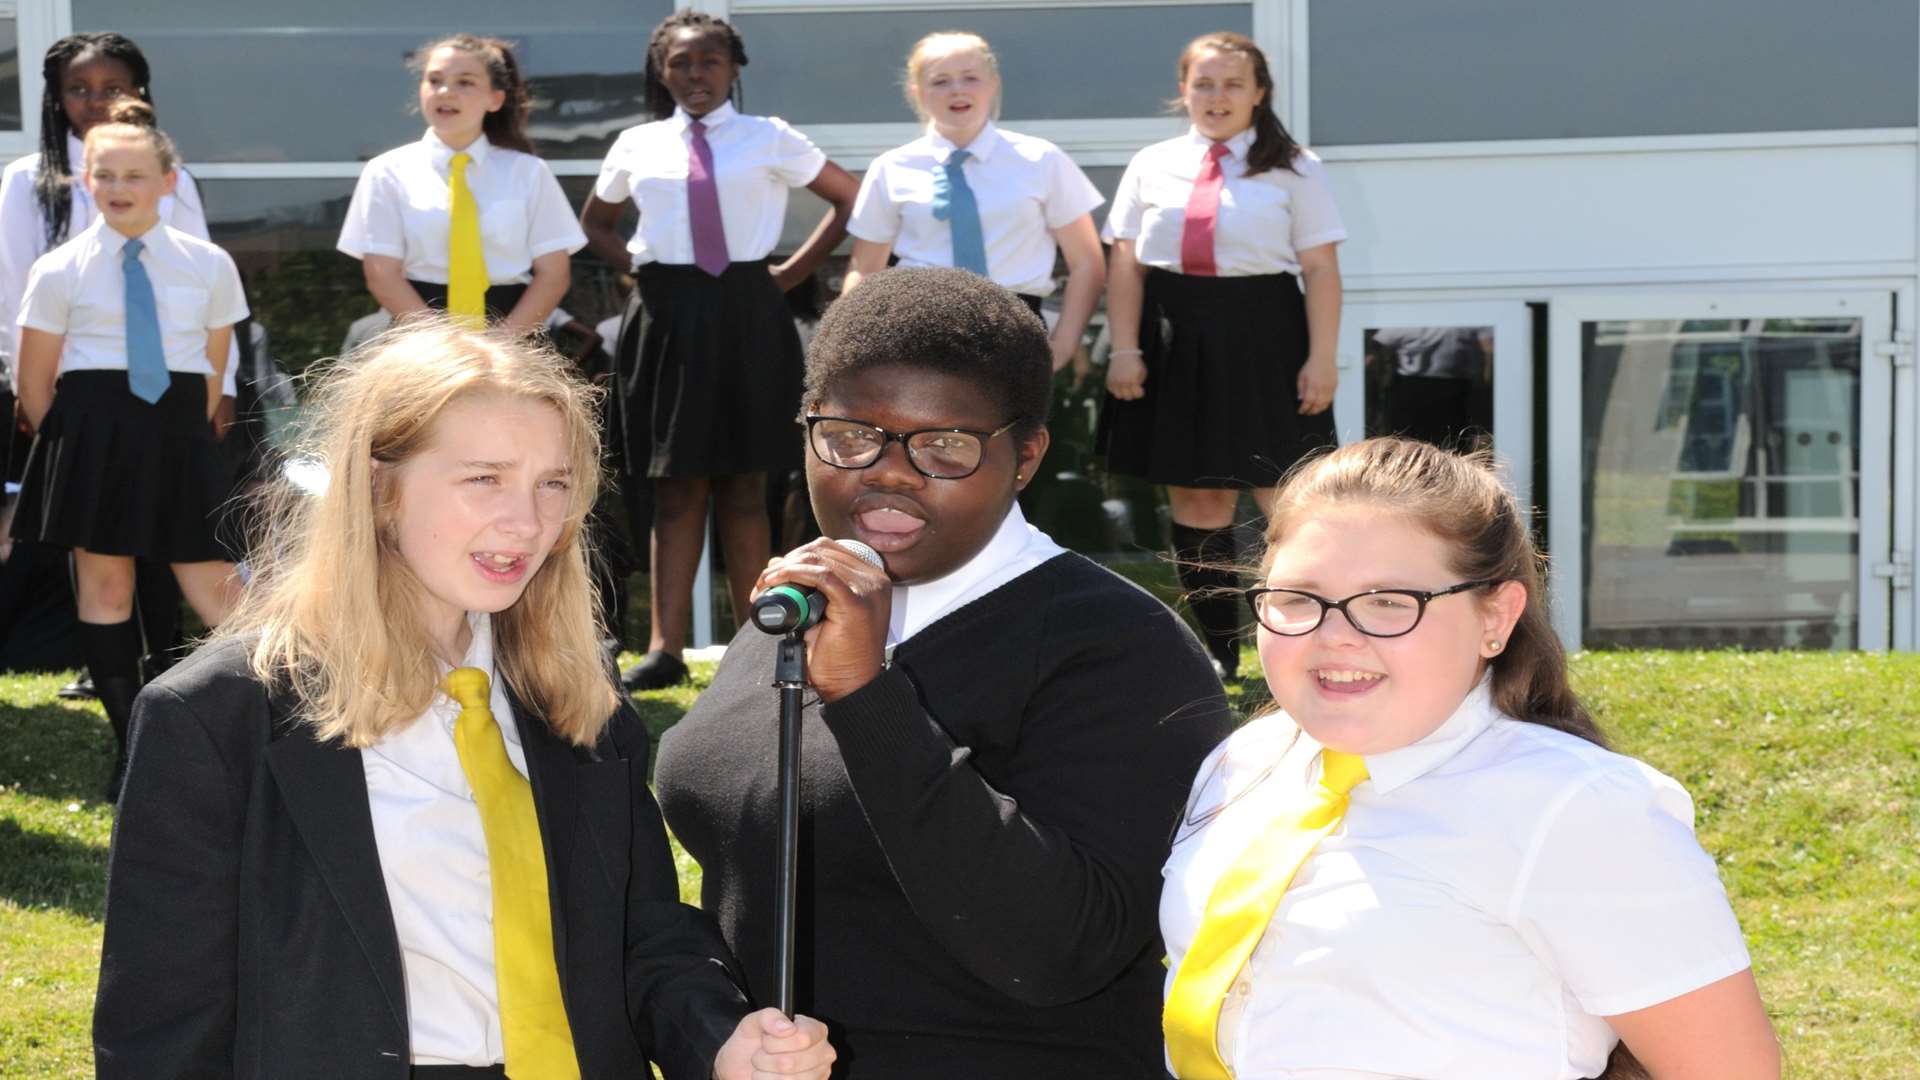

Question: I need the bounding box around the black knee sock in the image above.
[1172,523,1246,673]
[79,619,144,757]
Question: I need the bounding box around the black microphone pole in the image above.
[772,629,806,1018]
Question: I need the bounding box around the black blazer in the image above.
[93,636,751,1080]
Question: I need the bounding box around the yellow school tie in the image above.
[444,667,579,1080]
[447,152,488,326]
[1163,749,1370,1079]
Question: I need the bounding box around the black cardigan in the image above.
[657,552,1235,1078]
[93,635,752,1080]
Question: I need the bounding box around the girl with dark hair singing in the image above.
[1100,31,1345,681]
[579,11,856,691]
[338,34,585,332]
[1160,438,1779,1079]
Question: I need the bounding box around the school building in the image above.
[1,0,1914,653]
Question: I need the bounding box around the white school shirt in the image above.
[1161,677,1753,1079]
[848,123,1103,297]
[362,611,529,1067]
[1106,127,1347,277]
[886,501,1065,647]
[18,217,248,377]
[0,135,236,393]
[593,102,827,268]
[337,131,587,286]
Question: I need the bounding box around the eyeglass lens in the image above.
[1254,590,1426,636]
[811,419,986,478]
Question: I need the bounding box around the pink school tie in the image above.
[1180,142,1229,277]
[686,119,729,277]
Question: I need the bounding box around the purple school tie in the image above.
[686,119,729,277]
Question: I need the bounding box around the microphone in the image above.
[751,539,886,634]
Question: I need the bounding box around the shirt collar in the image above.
[90,216,169,256]
[1182,125,1256,161]
[928,121,1000,164]
[1360,672,1500,795]
[671,100,737,134]
[891,501,1036,640]
[421,129,492,170]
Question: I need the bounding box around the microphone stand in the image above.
[772,630,807,1018]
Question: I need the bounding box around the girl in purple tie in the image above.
[1159,437,1779,1078]
[580,10,857,690]
[1100,31,1345,681]
[841,31,1106,373]
[10,101,246,797]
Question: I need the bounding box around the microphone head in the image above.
[834,538,886,571]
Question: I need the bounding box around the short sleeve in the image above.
[525,161,588,259]
[204,248,250,329]
[1041,145,1104,231]
[593,132,638,205]
[18,254,72,335]
[1510,764,1752,1017]
[765,117,828,188]
[337,160,406,260]
[1286,152,1347,252]
[845,157,902,245]
[1103,154,1148,243]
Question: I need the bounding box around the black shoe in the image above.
[59,673,97,700]
[620,650,690,692]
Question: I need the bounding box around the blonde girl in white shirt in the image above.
[11,103,247,801]
[338,34,585,333]
[842,32,1106,374]
[1160,437,1781,1079]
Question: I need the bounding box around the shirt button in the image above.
[1234,980,1252,997]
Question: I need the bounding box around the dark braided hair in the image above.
[642,11,747,121]
[1177,32,1301,177]
[409,34,535,154]
[35,33,153,249]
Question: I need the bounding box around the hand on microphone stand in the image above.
[752,537,893,703]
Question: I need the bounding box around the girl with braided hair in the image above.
[580,10,857,691]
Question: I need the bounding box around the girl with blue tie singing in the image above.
[579,11,857,691]
[1161,438,1780,1079]
[841,31,1105,373]
[1101,32,1345,681]
[10,101,245,800]
[338,34,585,332]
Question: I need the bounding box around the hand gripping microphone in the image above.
[751,539,886,634]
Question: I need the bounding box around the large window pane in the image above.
[1581,317,1861,649]
[733,6,1250,125]
[1312,0,1918,144]
[72,1,673,162]
[0,19,20,131]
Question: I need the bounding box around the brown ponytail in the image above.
[1177,31,1301,178]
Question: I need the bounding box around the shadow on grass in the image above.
[0,816,107,918]
[0,697,114,803]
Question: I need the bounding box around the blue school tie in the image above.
[121,239,169,405]
[931,149,988,277]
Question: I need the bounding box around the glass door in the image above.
[1336,301,1535,503]
[1548,293,1895,651]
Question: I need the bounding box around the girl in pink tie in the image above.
[1100,31,1345,681]
[1160,437,1780,1079]
[10,101,246,800]
[580,11,857,691]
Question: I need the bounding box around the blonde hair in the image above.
[222,318,618,748]
[903,31,1001,122]
[83,98,178,173]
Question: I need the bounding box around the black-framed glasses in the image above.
[805,414,1018,480]
[1245,580,1499,638]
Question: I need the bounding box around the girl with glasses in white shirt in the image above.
[1102,32,1346,683]
[10,103,247,802]
[579,11,857,692]
[1160,437,1781,1079]
[841,32,1106,374]
[338,34,586,334]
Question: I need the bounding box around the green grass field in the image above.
[2,651,1915,1077]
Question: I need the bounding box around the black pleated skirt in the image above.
[1097,269,1336,489]
[10,370,233,562]
[613,259,804,478]
[406,279,531,324]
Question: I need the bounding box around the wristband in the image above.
[1109,347,1143,358]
